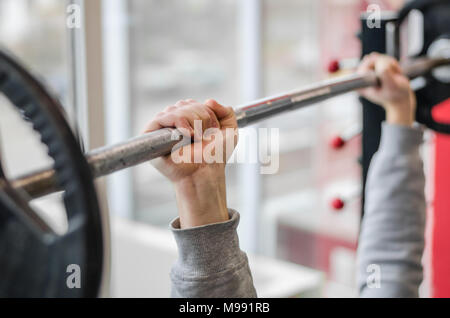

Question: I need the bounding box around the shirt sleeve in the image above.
[358,123,426,297]
[170,209,257,298]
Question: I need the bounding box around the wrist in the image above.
[174,168,229,229]
[384,101,415,127]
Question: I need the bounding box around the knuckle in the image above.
[201,109,212,120]
[155,111,166,118]
[174,109,189,119]
[175,100,187,107]
[164,105,177,112]
[205,108,215,117]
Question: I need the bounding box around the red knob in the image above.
[331,198,345,211]
[330,136,345,149]
[328,59,340,73]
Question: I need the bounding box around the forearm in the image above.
[358,123,426,297]
[170,210,257,298]
[174,168,229,229]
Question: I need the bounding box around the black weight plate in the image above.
[416,3,450,133]
[0,49,104,297]
[398,0,450,133]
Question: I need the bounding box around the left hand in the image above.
[143,99,238,228]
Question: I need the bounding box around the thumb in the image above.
[205,99,237,129]
[205,99,233,119]
[375,58,398,89]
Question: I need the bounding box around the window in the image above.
[117,0,366,296]
[261,0,363,296]
[126,0,239,224]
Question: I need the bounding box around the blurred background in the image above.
[0,0,414,297]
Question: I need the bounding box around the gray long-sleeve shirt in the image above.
[169,123,426,298]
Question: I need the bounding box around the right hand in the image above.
[358,53,416,127]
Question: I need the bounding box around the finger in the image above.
[204,107,220,128]
[375,57,398,87]
[175,100,189,107]
[190,106,215,134]
[173,108,205,141]
[357,56,380,96]
[164,105,178,112]
[358,54,377,74]
[357,86,379,99]
[145,112,194,137]
[360,52,380,68]
[173,101,216,132]
[143,120,163,134]
[174,117,195,137]
[375,55,398,73]
[205,99,234,119]
[390,59,402,74]
[203,100,238,131]
[217,106,237,129]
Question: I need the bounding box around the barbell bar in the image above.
[11,57,450,200]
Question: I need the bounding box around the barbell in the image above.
[9,56,450,201]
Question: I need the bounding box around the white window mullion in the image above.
[68,0,111,297]
[237,0,264,254]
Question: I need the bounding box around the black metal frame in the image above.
[360,13,400,217]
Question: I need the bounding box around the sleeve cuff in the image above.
[378,122,424,156]
[170,209,245,278]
